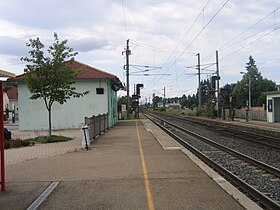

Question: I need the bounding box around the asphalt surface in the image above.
[0,120,248,210]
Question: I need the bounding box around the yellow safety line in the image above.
[135,120,155,210]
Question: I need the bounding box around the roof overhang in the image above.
[264,91,280,96]
[0,69,15,78]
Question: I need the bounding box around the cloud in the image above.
[0,0,280,93]
[69,37,109,52]
[0,0,120,29]
[0,36,27,56]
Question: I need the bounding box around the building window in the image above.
[96,88,104,95]
[268,99,272,112]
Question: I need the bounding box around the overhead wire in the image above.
[161,0,212,69]
[221,21,280,52]
[143,0,212,90]
[131,2,279,98]
[221,25,280,61]
[220,6,280,51]
[121,0,128,40]
[203,5,280,61]
[150,0,230,90]
[129,39,167,53]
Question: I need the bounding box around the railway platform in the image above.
[205,117,280,137]
[0,119,261,209]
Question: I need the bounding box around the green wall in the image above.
[107,81,118,127]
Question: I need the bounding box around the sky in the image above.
[0,0,280,102]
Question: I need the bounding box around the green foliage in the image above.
[195,107,203,116]
[180,94,188,108]
[200,79,216,105]
[232,55,276,108]
[21,33,88,108]
[153,96,163,106]
[3,81,17,93]
[178,94,198,109]
[21,33,89,135]
[28,135,72,143]
[117,95,131,111]
[204,102,215,118]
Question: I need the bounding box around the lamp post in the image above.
[240,71,251,121]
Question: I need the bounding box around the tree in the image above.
[117,95,132,111]
[152,96,161,105]
[187,94,198,109]
[21,33,89,136]
[3,81,17,93]
[233,56,276,108]
[180,94,188,108]
[199,79,215,106]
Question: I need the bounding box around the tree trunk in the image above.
[48,107,52,136]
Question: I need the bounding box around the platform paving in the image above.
[0,120,260,209]
[4,129,82,165]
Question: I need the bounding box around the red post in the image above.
[0,81,5,191]
[99,114,101,135]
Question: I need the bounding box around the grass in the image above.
[29,135,73,143]
[165,108,196,116]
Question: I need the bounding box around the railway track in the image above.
[152,111,280,150]
[142,111,280,209]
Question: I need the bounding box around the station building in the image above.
[8,60,122,130]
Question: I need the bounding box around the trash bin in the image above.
[81,125,90,150]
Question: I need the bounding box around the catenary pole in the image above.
[216,50,220,118]
[126,39,130,119]
[197,53,201,108]
[163,87,166,111]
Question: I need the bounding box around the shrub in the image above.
[4,139,34,149]
[30,135,72,143]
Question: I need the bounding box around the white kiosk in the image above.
[265,86,280,123]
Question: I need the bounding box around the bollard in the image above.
[12,111,15,123]
[81,125,90,150]
[245,110,249,122]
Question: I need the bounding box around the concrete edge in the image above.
[144,126,180,150]
[141,118,262,210]
[142,119,181,150]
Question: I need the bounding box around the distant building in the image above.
[157,102,164,108]
[3,92,9,111]
[166,102,181,109]
[0,69,16,118]
[6,86,18,114]
[8,60,122,130]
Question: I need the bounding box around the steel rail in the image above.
[142,112,280,210]
[153,112,280,150]
[146,112,280,177]
[181,115,280,149]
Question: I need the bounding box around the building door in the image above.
[274,97,280,122]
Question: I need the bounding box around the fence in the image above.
[84,113,109,141]
[226,109,267,121]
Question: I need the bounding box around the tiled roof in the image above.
[8,60,120,82]
[6,86,18,100]
[66,60,118,80]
